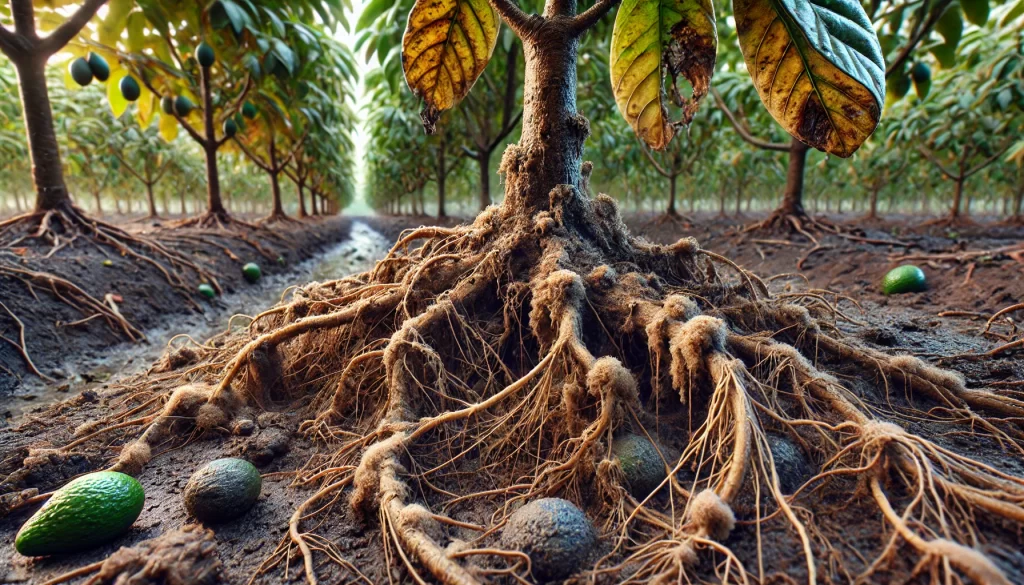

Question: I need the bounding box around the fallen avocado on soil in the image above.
[15,471,144,557]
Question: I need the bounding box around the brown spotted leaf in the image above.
[610,0,718,150]
[402,0,499,133]
[734,0,885,157]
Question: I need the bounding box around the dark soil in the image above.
[0,213,1021,585]
[0,216,353,400]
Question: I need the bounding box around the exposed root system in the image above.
[50,188,1024,584]
[0,205,220,344]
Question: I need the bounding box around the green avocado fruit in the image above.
[242,101,258,119]
[611,433,666,498]
[161,95,175,115]
[197,42,216,68]
[910,62,931,99]
[183,458,262,523]
[87,52,110,82]
[69,58,94,87]
[223,118,238,138]
[174,95,194,117]
[119,76,141,102]
[882,265,927,295]
[15,471,144,557]
[242,262,262,283]
[198,283,216,299]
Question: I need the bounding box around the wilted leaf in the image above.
[610,0,717,150]
[402,0,499,132]
[734,0,885,157]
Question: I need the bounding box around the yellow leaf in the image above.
[108,71,129,118]
[137,89,155,129]
[159,113,179,142]
[402,0,499,132]
[733,0,885,157]
[611,0,717,150]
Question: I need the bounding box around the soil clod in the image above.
[501,498,597,582]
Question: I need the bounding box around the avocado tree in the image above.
[108,120,175,219]
[102,1,272,227]
[0,0,108,218]
[230,14,355,222]
[890,29,1020,224]
[105,2,1024,585]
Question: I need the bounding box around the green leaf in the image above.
[960,0,988,25]
[734,0,885,157]
[401,0,500,132]
[935,5,963,50]
[357,0,394,31]
[931,44,956,68]
[610,0,718,150]
[126,12,146,53]
[997,88,1012,110]
[1002,0,1024,26]
[99,0,133,47]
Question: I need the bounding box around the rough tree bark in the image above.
[778,139,809,218]
[199,64,226,216]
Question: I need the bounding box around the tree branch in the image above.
[39,0,108,56]
[964,141,1013,179]
[571,0,620,35]
[233,138,273,173]
[885,0,954,78]
[108,149,146,184]
[640,144,671,178]
[711,88,790,152]
[276,131,309,171]
[0,26,18,57]
[487,110,523,152]
[487,0,539,39]
[136,74,207,146]
[917,146,958,180]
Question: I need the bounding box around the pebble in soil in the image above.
[767,434,815,495]
[501,498,597,581]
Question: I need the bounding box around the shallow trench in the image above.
[2,221,391,422]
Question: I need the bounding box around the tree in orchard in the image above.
[107,1,270,228]
[233,20,356,223]
[890,31,1020,225]
[108,120,175,219]
[95,1,1024,584]
[0,1,221,348]
[848,133,911,222]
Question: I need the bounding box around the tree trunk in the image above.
[1013,181,1024,221]
[297,180,308,218]
[734,177,743,217]
[200,64,226,215]
[13,55,71,211]
[145,182,158,218]
[93,190,103,215]
[868,187,879,219]
[478,153,491,211]
[501,16,585,215]
[437,137,447,218]
[269,173,285,217]
[950,177,963,219]
[777,139,808,217]
[667,174,677,216]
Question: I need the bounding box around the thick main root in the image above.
[47,189,1024,584]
